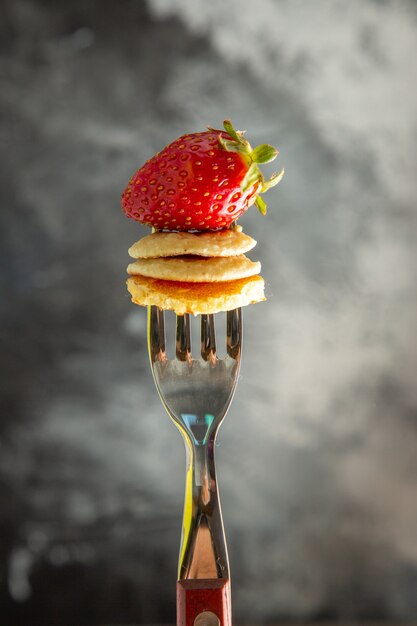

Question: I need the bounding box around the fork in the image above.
[148,305,243,626]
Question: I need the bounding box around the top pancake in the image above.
[128,228,256,259]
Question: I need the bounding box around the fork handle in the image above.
[177,579,231,626]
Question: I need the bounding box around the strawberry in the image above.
[121,119,283,231]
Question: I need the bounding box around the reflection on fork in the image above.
[147,306,242,626]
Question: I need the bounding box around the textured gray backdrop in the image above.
[1,0,417,624]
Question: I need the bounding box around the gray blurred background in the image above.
[1,0,417,624]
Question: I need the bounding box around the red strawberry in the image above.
[121,119,283,231]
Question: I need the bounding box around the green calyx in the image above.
[215,119,284,215]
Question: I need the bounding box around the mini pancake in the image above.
[127,254,261,282]
[126,274,265,315]
[128,227,256,259]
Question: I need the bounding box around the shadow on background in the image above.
[1,0,417,624]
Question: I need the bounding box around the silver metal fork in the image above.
[148,305,242,626]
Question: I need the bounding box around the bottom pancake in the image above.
[127,274,265,315]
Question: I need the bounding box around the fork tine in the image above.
[226,308,242,359]
[201,314,216,361]
[176,314,191,361]
[148,305,166,363]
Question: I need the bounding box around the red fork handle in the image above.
[177,579,231,626]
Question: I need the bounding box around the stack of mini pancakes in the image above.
[126,227,265,315]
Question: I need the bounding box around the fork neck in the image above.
[178,430,229,582]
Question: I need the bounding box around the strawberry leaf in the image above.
[218,136,249,155]
[241,162,262,192]
[251,144,278,164]
[223,119,241,143]
[255,195,268,215]
[261,168,284,192]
